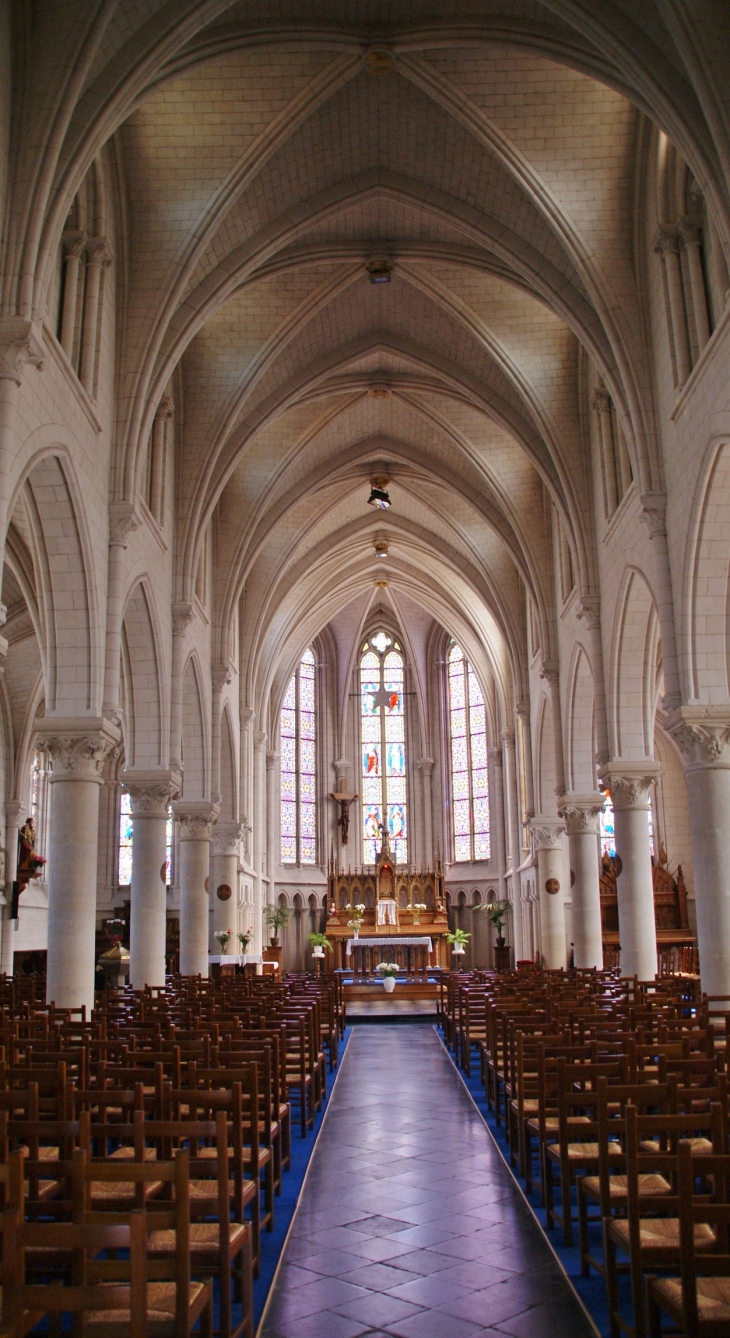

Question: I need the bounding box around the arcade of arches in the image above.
[1,1,730,1013]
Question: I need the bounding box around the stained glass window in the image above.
[164,806,173,885]
[448,644,491,861]
[118,791,133,885]
[361,634,408,864]
[599,790,615,858]
[280,648,317,865]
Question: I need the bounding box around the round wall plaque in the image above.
[160,862,167,885]
[570,869,575,887]
[217,883,232,902]
[545,877,560,895]
[204,876,209,892]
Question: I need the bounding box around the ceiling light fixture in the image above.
[374,538,389,560]
[366,256,392,284]
[367,474,391,510]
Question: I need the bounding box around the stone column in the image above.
[530,817,567,969]
[600,764,659,980]
[487,745,505,888]
[240,706,255,856]
[210,664,232,803]
[515,702,534,860]
[417,757,434,865]
[678,217,711,354]
[501,727,524,960]
[266,750,279,896]
[59,233,86,359]
[668,710,730,996]
[591,387,618,516]
[559,793,605,969]
[172,801,218,977]
[149,397,173,526]
[0,799,24,975]
[211,822,245,945]
[123,771,179,989]
[36,719,120,1012]
[102,503,141,720]
[79,239,111,394]
[169,602,194,770]
[0,320,44,562]
[578,597,609,767]
[252,732,266,955]
[640,496,682,711]
[654,227,691,386]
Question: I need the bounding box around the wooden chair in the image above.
[604,1104,724,1338]
[2,1205,213,1338]
[647,1143,730,1337]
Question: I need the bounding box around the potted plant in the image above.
[446,928,470,957]
[214,928,232,955]
[483,898,511,947]
[264,904,290,947]
[376,961,400,993]
[411,901,427,925]
[308,932,332,960]
[238,929,253,954]
[345,903,366,939]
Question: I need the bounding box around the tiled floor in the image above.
[259,1025,597,1338]
[347,998,438,1018]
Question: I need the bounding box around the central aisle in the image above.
[260,1025,596,1338]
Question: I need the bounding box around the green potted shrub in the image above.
[446,928,470,957]
[483,898,511,947]
[264,904,290,947]
[307,932,333,960]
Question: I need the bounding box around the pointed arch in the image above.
[181,653,208,799]
[611,567,661,759]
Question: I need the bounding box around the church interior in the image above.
[0,2,729,1335]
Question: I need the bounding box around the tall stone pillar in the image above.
[37,719,120,1012]
[211,822,245,945]
[600,764,659,980]
[172,801,218,977]
[669,710,730,996]
[654,227,691,386]
[169,603,194,770]
[417,757,434,866]
[559,793,605,968]
[266,751,279,900]
[0,800,24,975]
[0,320,44,561]
[530,817,567,969]
[515,703,534,860]
[501,728,524,960]
[102,503,141,720]
[252,732,266,955]
[210,665,232,803]
[123,772,179,989]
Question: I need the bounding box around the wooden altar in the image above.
[600,845,696,958]
[325,833,450,972]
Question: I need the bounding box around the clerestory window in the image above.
[280,648,316,865]
[447,643,490,862]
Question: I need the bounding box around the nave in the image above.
[262,1024,594,1338]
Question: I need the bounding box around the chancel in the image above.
[0,3,729,1335]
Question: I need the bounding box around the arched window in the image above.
[447,643,490,862]
[118,795,173,887]
[361,631,408,865]
[280,648,316,865]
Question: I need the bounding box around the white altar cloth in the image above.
[346,936,433,957]
[208,954,263,965]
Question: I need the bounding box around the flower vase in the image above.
[220,943,228,955]
[312,947,325,958]
[383,976,396,993]
[353,928,360,940]
[452,945,465,956]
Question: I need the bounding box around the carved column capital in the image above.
[666,706,730,770]
[86,237,113,270]
[109,501,142,548]
[529,816,565,850]
[240,707,255,729]
[253,731,267,753]
[172,799,219,840]
[487,746,503,766]
[515,701,530,723]
[5,799,25,827]
[599,762,660,810]
[578,596,601,631]
[211,663,232,694]
[37,717,120,783]
[590,386,612,415]
[266,750,279,771]
[172,601,194,636]
[678,215,703,248]
[417,756,434,775]
[0,318,45,385]
[639,491,668,539]
[501,728,515,748]
[212,821,245,856]
[540,661,560,687]
[653,225,681,256]
[122,769,181,817]
[558,792,605,835]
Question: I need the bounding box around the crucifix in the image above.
[329,791,358,845]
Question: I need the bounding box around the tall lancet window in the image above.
[361,631,408,865]
[280,648,316,865]
[448,643,490,861]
